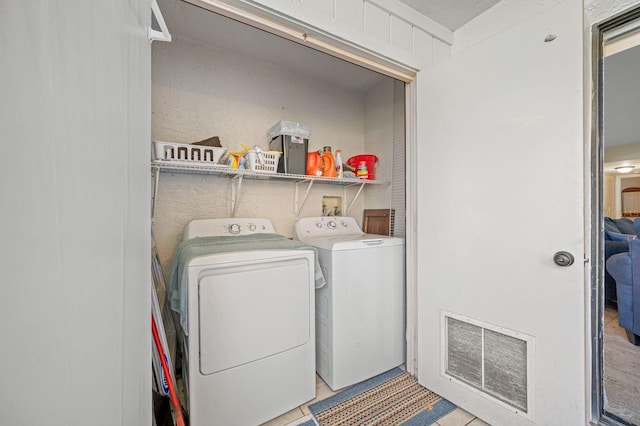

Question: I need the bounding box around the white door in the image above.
[416,1,586,425]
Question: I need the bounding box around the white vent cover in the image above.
[442,312,535,416]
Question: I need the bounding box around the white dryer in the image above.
[294,216,405,391]
[170,218,316,426]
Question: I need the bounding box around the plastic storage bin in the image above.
[269,135,308,175]
[267,120,311,140]
[153,141,227,165]
[245,150,281,174]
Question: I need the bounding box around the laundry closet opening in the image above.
[151,0,406,275]
[150,0,407,403]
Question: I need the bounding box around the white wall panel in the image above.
[336,0,364,31]
[301,0,334,17]
[197,0,452,74]
[453,0,566,54]
[413,28,435,65]
[364,2,391,42]
[433,38,452,63]
[1,1,151,425]
[390,15,413,52]
[367,0,453,45]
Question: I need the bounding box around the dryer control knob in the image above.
[340,221,348,227]
[327,221,337,229]
[228,224,241,235]
[248,224,256,231]
[315,222,323,229]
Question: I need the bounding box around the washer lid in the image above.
[300,233,403,251]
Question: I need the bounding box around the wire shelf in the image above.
[151,161,387,186]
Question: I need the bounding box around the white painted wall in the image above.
[237,0,453,66]
[364,79,395,209]
[151,34,396,276]
[151,37,366,157]
[605,141,640,162]
[620,176,640,190]
[586,0,640,25]
[603,173,617,217]
[1,1,151,425]
[453,0,569,54]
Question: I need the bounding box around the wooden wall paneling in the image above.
[363,208,395,236]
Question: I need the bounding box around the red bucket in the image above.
[347,154,378,180]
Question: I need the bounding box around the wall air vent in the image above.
[442,312,534,416]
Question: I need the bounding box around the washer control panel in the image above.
[224,221,264,235]
[183,218,276,239]
[294,216,363,238]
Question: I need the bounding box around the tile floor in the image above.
[260,373,491,426]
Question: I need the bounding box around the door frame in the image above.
[405,79,419,375]
[590,5,640,425]
[180,0,423,375]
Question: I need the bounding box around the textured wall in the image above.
[151,34,395,277]
[585,0,640,23]
[364,79,395,208]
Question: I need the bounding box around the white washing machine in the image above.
[294,216,405,391]
[170,218,316,426]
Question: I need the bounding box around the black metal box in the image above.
[269,134,308,175]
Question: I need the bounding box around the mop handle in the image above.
[152,315,185,426]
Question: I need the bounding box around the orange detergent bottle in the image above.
[321,146,336,178]
[306,151,323,176]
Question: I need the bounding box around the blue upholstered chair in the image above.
[604,217,640,302]
[606,239,640,345]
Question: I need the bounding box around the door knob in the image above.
[553,251,575,267]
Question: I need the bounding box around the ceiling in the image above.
[158,0,504,93]
[397,0,501,31]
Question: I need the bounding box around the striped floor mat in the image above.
[307,369,456,426]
